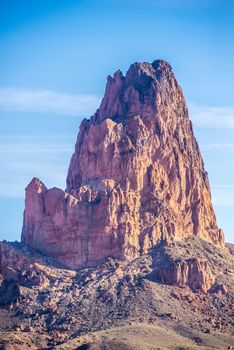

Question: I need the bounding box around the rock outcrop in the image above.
[21,60,225,269]
[155,257,215,293]
[1,237,234,349]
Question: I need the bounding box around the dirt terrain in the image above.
[0,237,233,349]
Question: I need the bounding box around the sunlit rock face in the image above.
[21,60,225,269]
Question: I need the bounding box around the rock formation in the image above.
[155,257,215,293]
[1,237,234,349]
[21,60,225,269]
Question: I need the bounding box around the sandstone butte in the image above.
[21,60,225,269]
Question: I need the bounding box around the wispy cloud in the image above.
[0,135,74,154]
[212,184,234,190]
[189,104,234,129]
[0,135,74,198]
[1,88,233,128]
[0,142,73,154]
[0,88,101,116]
[200,143,234,150]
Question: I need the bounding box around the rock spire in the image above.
[21,60,224,269]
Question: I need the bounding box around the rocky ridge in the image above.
[0,237,233,349]
[22,60,224,269]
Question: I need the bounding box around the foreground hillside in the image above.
[0,237,233,349]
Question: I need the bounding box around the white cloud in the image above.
[0,136,73,198]
[0,135,74,154]
[0,87,101,116]
[200,144,234,150]
[0,143,73,154]
[189,104,234,129]
[1,88,233,128]
[212,184,234,190]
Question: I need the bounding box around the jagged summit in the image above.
[25,177,47,193]
[92,59,175,125]
[22,60,224,269]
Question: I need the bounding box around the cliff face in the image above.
[21,60,224,269]
[155,257,215,293]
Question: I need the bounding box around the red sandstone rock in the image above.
[21,60,225,269]
[156,257,215,293]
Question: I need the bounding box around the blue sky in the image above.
[0,0,234,243]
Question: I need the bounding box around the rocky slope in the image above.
[0,237,233,349]
[21,60,224,269]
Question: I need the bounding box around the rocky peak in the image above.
[25,177,47,194]
[95,60,177,125]
[22,60,225,269]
